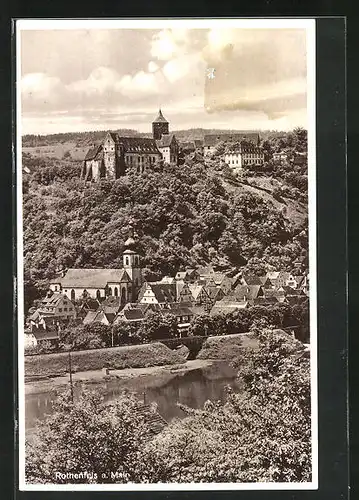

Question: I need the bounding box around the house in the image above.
[159,276,176,284]
[273,152,288,163]
[212,273,234,295]
[138,282,177,306]
[262,287,286,303]
[81,109,177,181]
[28,292,76,328]
[176,281,194,303]
[76,297,101,319]
[188,284,212,310]
[204,133,260,156]
[83,309,116,326]
[293,152,307,165]
[266,271,297,289]
[113,303,146,325]
[252,296,281,306]
[175,269,199,282]
[223,141,265,173]
[210,297,248,315]
[197,265,215,279]
[50,236,143,303]
[163,304,194,335]
[180,141,196,155]
[156,132,179,165]
[241,274,264,286]
[205,283,225,304]
[26,326,60,348]
[232,284,264,302]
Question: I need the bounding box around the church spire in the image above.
[124,221,136,249]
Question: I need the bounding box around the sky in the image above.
[19,23,309,135]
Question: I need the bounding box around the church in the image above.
[81,109,179,181]
[49,234,143,304]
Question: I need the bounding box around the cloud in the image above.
[20,27,309,134]
[148,61,159,73]
[162,53,205,84]
[150,29,189,60]
[21,72,63,99]
[67,66,119,95]
[116,70,166,98]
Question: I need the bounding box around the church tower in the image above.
[152,109,169,140]
[123,226,142,301]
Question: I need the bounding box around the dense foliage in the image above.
[22,128,308,312]
[26,329,311,484]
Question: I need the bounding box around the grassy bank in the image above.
[197,333,258,361]
[25,342,186,379]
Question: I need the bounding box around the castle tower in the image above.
[103,132,118,180]
[123,227,142,301]
[152,109,169,141]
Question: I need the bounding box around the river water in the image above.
[25,361,241,431]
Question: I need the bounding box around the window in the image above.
[64,307,67,312]
[69,307,73,311]
[114,287,118,297]
[125,257,129,266]
[96,290,101,300]
[59,308,62,312]
[71,289,75,301]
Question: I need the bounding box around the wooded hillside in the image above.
[22,128,308,311]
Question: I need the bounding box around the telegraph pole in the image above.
[68,349,74,403]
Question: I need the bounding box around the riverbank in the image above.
[25,342,186,380]
[25,359,213,395]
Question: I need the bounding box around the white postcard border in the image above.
[16,17,317,491]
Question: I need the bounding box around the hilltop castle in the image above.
[81,109,179,181]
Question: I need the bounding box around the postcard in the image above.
[16,18,317,491]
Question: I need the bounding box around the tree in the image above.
[144,329,311,483]
[25,391,156,484]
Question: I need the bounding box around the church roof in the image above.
[156,133,175,148]
[59,268,131,288]
[84,144,102,161]
[118,136,160,153]
[125,236,136,247]
[153,109,168,124]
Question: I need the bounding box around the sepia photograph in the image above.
[16,18,317,490]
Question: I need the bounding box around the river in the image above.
[25,361,241,431]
